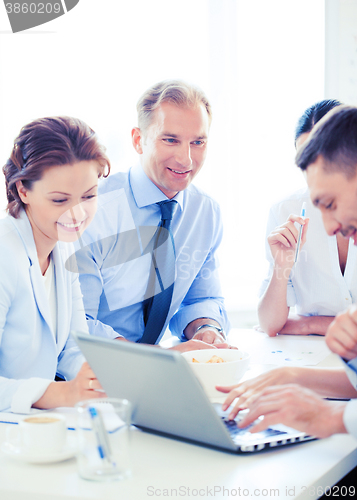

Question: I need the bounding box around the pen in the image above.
[294,202,307,263]
[96,407,114,462]
[88,406,114,464]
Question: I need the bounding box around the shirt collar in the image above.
[129,164,184,211]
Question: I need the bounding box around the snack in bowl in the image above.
[182,349,250,399]
[192,355,225,364]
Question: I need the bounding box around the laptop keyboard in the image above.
[222,417,287,443]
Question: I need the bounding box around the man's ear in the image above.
[16,180,29,204]
[132,127,144,154]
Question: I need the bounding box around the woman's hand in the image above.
[64,362,105,406]
[34,362,106,409]
[268,214,309,270]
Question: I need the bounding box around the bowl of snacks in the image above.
[181,349,250,399]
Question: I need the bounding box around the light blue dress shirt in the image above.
[73,164,229,343]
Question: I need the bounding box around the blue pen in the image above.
[88,406,115,467]
[294,202,307,263]
[89,406,106,459]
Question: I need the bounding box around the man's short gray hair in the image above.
[136,79,212,133]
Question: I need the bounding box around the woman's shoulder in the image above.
[0,216,29,266]
[0,216,20,247]
[0,218,23,294]
[271,187,309,205]
[269,187,311,219]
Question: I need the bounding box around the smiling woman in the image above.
[0,116,111,413]
[16,161,101,274]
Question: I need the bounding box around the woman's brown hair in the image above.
[3,116,111,218]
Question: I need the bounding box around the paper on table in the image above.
[0,408,76,428]
[0,407,124,432]
[249,337,332,366]
[0,408,42,425]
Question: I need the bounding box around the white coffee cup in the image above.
[8,414,67,455]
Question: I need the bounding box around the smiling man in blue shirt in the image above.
[74,80,230,352]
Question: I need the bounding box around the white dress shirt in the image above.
[259,187,357,316]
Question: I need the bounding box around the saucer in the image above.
[1,441,77,464]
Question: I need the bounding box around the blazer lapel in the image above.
[29,261,55,338]
[10,212,54,337]
[52,244,70,352]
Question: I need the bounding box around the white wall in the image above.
[325,0,357,104]
[0,0,325,314]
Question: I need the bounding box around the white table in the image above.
[0,329,356,500]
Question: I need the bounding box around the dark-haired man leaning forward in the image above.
[221,105,357,446]
[73,80,230,352]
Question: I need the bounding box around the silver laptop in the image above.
[72,333,315,453]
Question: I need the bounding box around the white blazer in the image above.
[0,211,87,413]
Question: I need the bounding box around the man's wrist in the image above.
[194,323,226,340]
[183,318,225,341]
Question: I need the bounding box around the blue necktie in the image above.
[138,200,177,344]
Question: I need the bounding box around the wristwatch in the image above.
[194,323,226,339]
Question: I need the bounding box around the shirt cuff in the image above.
[11,378,53,414]
[346,357,357,374]
[343,399,357,439]
[169,300,230,340]
[342,358,357,390]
